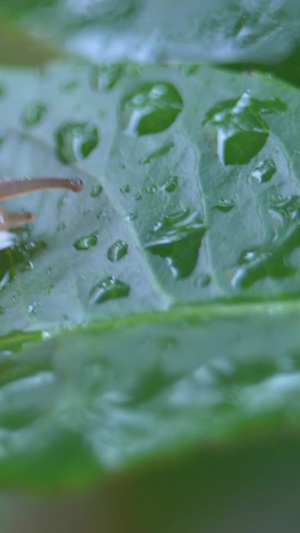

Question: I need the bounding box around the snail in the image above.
[0,177,83,231]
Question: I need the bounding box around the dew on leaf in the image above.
[232,196,300,288]
[162,175,179,193]
[44,284,54,295]
[107,240,128,262]
[251,159,276,183]
[21,102,47,127]
[146,185,158,194]
[90,64,124,91]
[141,142,174,164]
[57,222,66,232]
[194,273,211,288]
[55,122,99,164]
[213,199,235,212]
[73,233,98,250]
[90,184,103,197]
[125,212,137,221]
[120,184,131,193]
[60,80,80,92]
[120,83,183,136]
[89,276,130,304]
[145,208,207,279]
[203,92,286,165]
[27,301,39,315]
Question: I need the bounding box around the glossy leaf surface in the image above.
[0,62,300,490]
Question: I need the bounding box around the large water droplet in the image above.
[145,209,207,279]
[89,276,130,304]
[22,102,47,127]
[232,195,300,288]
[203,92,286,165]
[56,122,99,164]
[213,199,235,212]
[120,83,183,136]
[90,64,123,91]
[251,159,276,183]
[107,240,128,262]
[73,233,98,250]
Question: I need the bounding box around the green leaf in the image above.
[1,61,300,491]
[1,0,300,68]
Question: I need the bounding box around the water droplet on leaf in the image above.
[56,122,99,164]
[251,159,276,183]
[89,276,130,304]
[232,195,300,288]
[60,80,80,92]
[203,92,286,165]
[90,184,103,197]
[90,64,123,91]
[213,199,235,212]
[141,142,174,164]
[22,102,47,127]
[145,209,207,278]
[162,175,179,193]
[27,301,39,315]
[107,240,128,262]
[125,212,137,221]
[146,185,158,194]
[120,184,131,193]
[194,273,211,287]
[73,233,98,250]
[120,83,183,136]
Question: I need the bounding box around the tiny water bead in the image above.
[213,199,235,212]
[120,184,131,193]
[145,208,207,279]
[120,82,183,136]
[141,142,174,164]
[194,273,211,288]
[161,175,179,193]
[55,122,99,164]
[203,92,286,165]
[107,240,128,262]
[232,195,300,288]
[125,212,137,221]
[251,159,276,183]
[90,184,103,197]
[73,233,98,251]
[21,102,47,127]
[60,80,80,92]
[89,276,130,304]
[146,185,158,194]
[90,64,124,91]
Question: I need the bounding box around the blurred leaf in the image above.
[0,0,300,71]
[0,18,58,65]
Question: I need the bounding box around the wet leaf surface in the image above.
[0,62,300,490]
